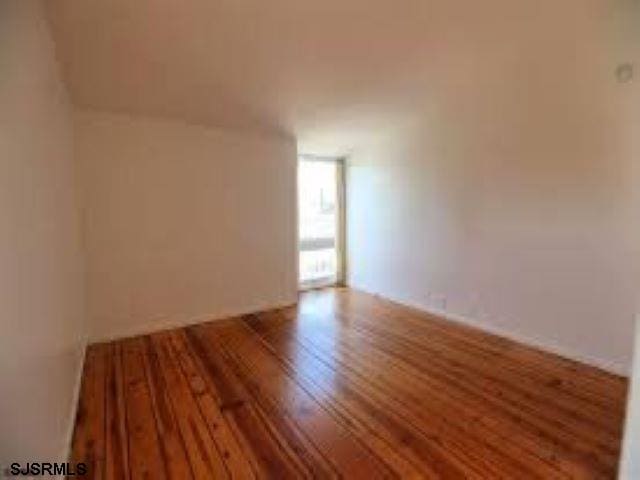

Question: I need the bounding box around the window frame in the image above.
[297,154,346,291]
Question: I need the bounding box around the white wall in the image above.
[75,111,298,341]
[0,0,86,465]
[346,0,639,375]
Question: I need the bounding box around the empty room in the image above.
[2,0,640,478]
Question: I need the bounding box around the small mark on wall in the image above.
[616,63,634,83]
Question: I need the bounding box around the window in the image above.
[298,156,344,288]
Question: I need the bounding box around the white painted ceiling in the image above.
[46,0,619,154]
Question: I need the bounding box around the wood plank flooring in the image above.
[70,288,628,479]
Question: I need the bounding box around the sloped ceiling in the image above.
[46,0,617,154]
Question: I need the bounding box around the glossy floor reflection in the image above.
[71,287,628,479]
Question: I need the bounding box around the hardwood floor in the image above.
[71,288,628,479]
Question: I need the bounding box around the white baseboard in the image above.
[57,298,296,477]
[618,315,640,478]
[353,286,629,377]
[90,297,298,344]
[58,339,87,477]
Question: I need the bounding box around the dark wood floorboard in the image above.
[70,287,628,479]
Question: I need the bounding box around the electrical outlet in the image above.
[423,292,431,306]
[431,293,446,310]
